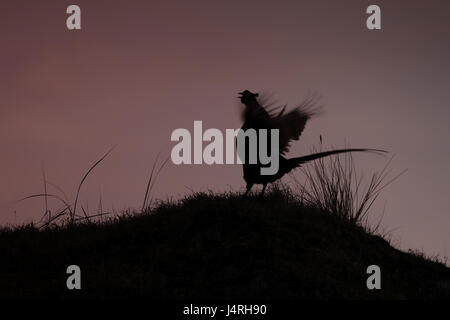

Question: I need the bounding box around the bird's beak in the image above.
[238,91,244,98]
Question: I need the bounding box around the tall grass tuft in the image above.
[19,146,116,228]
[19,148,168,229]
[296,146,406,230]
[142,154,169,213]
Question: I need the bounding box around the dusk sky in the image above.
[1,0,449,260]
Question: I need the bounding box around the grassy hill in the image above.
[0,189,449,299]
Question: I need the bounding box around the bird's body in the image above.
[237,90,384,196]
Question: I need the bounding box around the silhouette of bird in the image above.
[237,90,385,196]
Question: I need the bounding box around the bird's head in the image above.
[238,90,259,105]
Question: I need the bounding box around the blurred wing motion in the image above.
[243,93,320,155]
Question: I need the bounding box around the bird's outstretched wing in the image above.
[244,94,320,155]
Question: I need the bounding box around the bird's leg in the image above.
[243,183,253,198]
[260,183,268,197]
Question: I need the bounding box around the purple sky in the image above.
[1,0,449,260]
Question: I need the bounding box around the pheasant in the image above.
[238,90,385,196]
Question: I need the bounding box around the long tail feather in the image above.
[288,148,387,170]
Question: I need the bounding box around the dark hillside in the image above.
[0,190,449,299]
